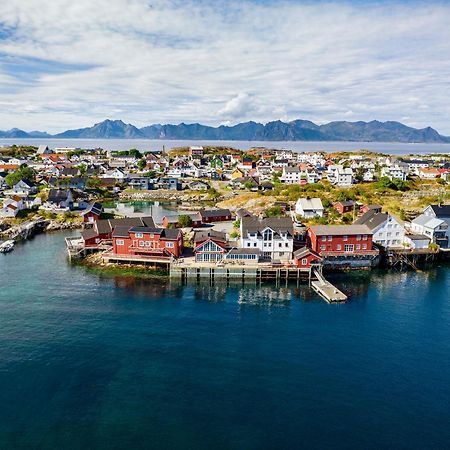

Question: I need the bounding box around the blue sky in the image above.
[0,0,450,134]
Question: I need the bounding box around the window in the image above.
[150,233,154,238]
[343,235,348,241]
[116,239,124,246]
[363,235,368,240]
[356,244,361,250]
[135,232,143,238]
[145,241,151,247]
[344,244,354,252]
[320,245,326,251]
[247,242,251,247]
[336,244,342,250]
[139,241,145,247]
[321,235,326,242]
[362,244,367,250]
[327,235,332,241]
[301,258,308,266]
[166,242,174,248]
[356,234,361,241]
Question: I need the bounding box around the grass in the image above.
[73,259,169,279]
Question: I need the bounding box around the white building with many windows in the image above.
[240,217,294,261]
[355,210,405,248]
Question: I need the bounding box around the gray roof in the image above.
[412,214,445,229]
[309,224,372,236]
[235,208,253,218]
[48,189,71,203]
[241,216,293,238]
[95,216,155,235]
[194,229,227,243]
[199,208,231,218]
[293,247,322,259]
[354,210,388,231]
[296,197,323,211]
[227,248,261,255]
[428,205,450,217]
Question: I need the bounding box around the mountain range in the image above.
[0,119,449,143]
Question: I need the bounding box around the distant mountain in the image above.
[54,119,145,139]
[1,118,449,143]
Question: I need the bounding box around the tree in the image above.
[77,163,87,176]
[265,205,284,217]
[244,181,255,190]
[355,167,365,183]
[137,158,147,171]
[145,170,157,178]
[376,176,395,190]
[177,214,193,228]
[128,148,143,159]
[207,187,220,200]
[5,164,36,187]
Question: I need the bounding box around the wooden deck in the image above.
[310,269,347,303]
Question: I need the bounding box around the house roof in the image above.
[95,216,156,235]
[227,248,261,255]
[293,247,322,259]
[199,208,231,218]
[296,197,323,211]
[428,205,450,217]
[48,189,71,203]
[241,216,293,238]
[309,224,372,236]
[235,208,253,219]
[412,214,445,229]
[354,210,389,231]
[82,202,103,216]
[194,229,227,243]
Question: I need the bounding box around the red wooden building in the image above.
[112,226,183,259]
[333,200,357,214]
[82,202,103,223]
[80,217,155,247]
[292,247,322,268]
[308,225,377,256]
[199,209,233,223]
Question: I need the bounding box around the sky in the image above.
[0,0,450,134]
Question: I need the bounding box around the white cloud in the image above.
[217,93,256,119]
[0,1,449,133]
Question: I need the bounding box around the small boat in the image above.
[0,240,15,253]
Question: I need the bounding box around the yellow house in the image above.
[231,168,245,179]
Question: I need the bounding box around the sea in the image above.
[0,230,450,449]
[1,138,450,155]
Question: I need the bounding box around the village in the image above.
[1,144,450,289]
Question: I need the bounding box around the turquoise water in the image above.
[1,232,450,449]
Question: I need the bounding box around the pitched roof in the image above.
[309,224,372,236]
[95,216,155,234]
[296,197,323,211]
[428,205,450,217]
[199,208,231,218]
[47,189,71,203]
[241,216,293,238]
[194,229,227,243]
[293,247,322,259]
[354,210,388,231]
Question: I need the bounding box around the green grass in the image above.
[73,260,169,279]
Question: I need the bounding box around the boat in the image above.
[0,240,15,253]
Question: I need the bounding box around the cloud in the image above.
[217,93,256,119]
[0,0,449,133]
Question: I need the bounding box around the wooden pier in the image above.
[310,269,347,303]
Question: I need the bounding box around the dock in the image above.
[310,269,347,303]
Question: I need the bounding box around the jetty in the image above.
[310,268,347,303]
[0,240,15,253]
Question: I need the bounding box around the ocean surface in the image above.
[1,231,450,449]
[1,138,450,155]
